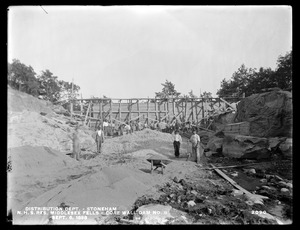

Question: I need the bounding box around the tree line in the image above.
[216,50,292,97]
[8,49,291,104]
[7,59,80,104]
[155,50,292,100]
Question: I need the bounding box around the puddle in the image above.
[228,171,261,191]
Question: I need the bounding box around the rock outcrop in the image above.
[235,89,292,138]
[222,135,271,159]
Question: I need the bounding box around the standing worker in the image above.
[103,119,108,136]
[124,122,131,134]
[189,129,201,164]
[72,127,81,161]
[173,130,182,158]
[95,126,104,154]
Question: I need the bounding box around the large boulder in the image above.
[222,135,270,159]
[211,112,237,131]
[206,136,223,152]
[279,138,292,158]
[235,90,292,137]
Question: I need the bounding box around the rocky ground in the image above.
[7,87,293,225]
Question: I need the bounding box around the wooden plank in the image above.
[209,163,269,205]
[210,163,251,195]
[203,162,261,170]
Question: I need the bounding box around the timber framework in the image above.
[69,96,242,130]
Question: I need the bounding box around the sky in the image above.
[8,5,292,98]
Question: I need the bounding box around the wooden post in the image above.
[70,78,74,118]
[129,99,132,122]
[173,99,175,116]
[202,98,205,126]
[155,100,158,121]
[185,99,187,122]
[109,99,112,122]
[119,99,122,122]
[166,100,169,123]
[100,100,103,122]
[84,102,91,126]
[158,100,161,122]
[137,99,140,122]
[191,99,194,123]
[195,100,198,124]
[80,94,83,116]
[147,98,150,125]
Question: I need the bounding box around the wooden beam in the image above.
[147,117,168,125]
[111,117,127,125]
[160,112,169,122]
[220,98,236,110]
[191,124,215,133]
[203,162,262,170]
[129,114,144,122]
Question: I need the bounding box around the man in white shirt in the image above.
[103,120,109,136]
[173,130,182,158]
[95,126,104,154]
[124,122,131,134]
[189,129,201,163]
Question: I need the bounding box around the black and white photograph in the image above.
[7,5,292,225]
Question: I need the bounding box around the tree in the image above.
[38,70,61,102]
[7,59,39,94]
[58,80,80,102]
[201,91,212,98]
[155,80,181,99]
[188,90,197,98]
[274,50,292,90]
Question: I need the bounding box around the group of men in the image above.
[72,117,204,163]
[173,129,204,163]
